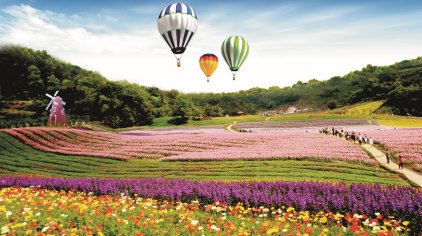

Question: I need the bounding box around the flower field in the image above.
[1,127,375,165]
[0,177,420,235]
[0,131,408,184]
[1,177,420,220]
[364,128,422,171]
[233,119,371,129]
[0,186,414,236]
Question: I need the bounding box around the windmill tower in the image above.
[46,91,67,126]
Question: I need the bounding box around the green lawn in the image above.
[0,132,409,186]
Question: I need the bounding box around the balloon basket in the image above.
[177,58,181,67]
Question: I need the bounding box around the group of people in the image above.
[239,129,252,133]
[319,127,374,145]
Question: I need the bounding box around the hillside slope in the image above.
[0,45,421,129]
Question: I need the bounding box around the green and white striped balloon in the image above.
[221,36,249,80]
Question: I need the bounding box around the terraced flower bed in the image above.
[1,128,375,165]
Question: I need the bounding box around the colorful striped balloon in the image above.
[221,36,249,80]
[157,3,198,67]
[199,53,218,82]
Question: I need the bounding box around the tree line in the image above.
[0,45,421,128]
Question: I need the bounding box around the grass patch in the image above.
[0,132,409,186]
[330,101,384,115]
[372,114,422,127]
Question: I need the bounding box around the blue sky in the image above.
[1,0,422,92]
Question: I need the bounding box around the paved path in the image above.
[225,123,236,132]
[361,144,422,187]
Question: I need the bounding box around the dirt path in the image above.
[225,123,236,132]
[361,144,422,187]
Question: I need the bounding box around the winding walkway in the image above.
[361,144,422,187]
[225,123,236,132]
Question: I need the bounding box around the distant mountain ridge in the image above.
[0,45,421,128]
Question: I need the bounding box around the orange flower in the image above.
[305,226,312,234]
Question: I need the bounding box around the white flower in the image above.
[211,225,220,231]
[282,229,288,232]
[198,226,203,230]
[122,208,127,213]
[5,211,12,217]
[35,212,41,216]
[124,220,129,225]
[191,220,199,226]
[61,214,68,218]
[375,212,380,216]
[1,226,10,234]
[396,227,402,232]
[41,226,50,232]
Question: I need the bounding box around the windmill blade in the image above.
[54,90,59,96]
[61,101,66,106]
[46,93,53,99]
[45,100,53,111]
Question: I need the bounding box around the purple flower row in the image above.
[1,176,420,221]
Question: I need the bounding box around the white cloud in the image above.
[0,4,422,93]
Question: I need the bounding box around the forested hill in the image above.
[184,58,422,116]
[0,45,421,128]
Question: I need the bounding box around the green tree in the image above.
[27,65,44,98]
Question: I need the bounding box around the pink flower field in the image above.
[1,127,376,165]
[364,128,422,170]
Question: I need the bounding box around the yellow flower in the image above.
[402,221,410,226]
[286,207,295,212]
[79,204,88,213]
[319,216,328,224]
[266,227,279,235]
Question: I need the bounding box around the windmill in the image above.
[46,91,67,126]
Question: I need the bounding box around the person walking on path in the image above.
[386,148,390,164]
[398,155,404,169]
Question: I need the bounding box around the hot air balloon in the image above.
[221,36,249,80]
[199,53,218,82]
[157,3,198,67]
